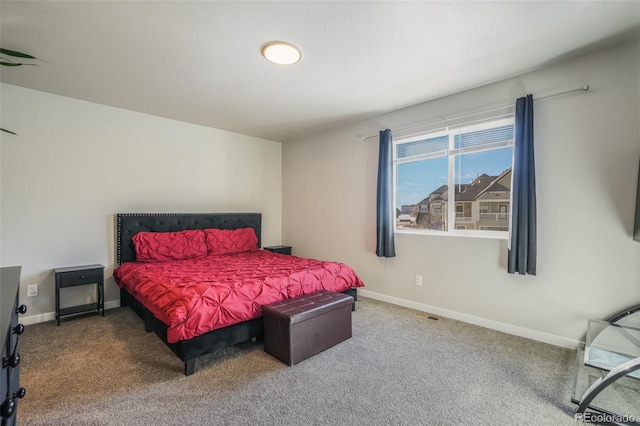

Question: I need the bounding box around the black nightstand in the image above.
[264,245,292,255]
[54,264,105,326]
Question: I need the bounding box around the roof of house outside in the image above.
[456,174,493,201]
[456,168,512,202]
[412,168,511,207]
[431,185,448,195]
[415,196,431,206]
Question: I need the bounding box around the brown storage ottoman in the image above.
[262,290,354,366]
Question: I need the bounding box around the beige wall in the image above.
[0,84,282,323]
[282,41,640,347]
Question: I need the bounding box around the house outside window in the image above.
[394,117,514,237]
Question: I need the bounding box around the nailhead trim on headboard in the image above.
[115,213,262,264]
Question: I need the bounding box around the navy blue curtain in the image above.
[376,129,396,257]
[508,95,537,275]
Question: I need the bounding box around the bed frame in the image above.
[115,212,357,375]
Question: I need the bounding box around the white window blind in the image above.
[395,117,514,161]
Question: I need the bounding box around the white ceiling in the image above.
[1,1,639,142]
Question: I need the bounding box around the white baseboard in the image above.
[24,292,581,350]
[357,289,581,350]
[21,300,121,326]
[21,312,56,326]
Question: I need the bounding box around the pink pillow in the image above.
[132,230,207,262]
[204,228,258,255]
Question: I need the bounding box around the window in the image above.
[394,117,514,236]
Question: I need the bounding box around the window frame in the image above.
[393,116,515,239]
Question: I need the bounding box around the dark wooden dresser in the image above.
[1,267,26,426]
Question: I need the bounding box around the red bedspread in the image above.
[113,250,364,343]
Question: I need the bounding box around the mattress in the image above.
[113,250,364,343]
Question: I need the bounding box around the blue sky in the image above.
[396,147,513,208]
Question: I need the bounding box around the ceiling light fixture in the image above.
[261,41,301,65]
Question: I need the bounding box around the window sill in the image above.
[395,229,509,240]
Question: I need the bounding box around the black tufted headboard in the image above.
[116,213,262,264]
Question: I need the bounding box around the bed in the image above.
[113,212,364,375]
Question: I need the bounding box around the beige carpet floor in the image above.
[18,297,581,425]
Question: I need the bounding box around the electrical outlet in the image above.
[415,275,423,287]
[27,284,38,297]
